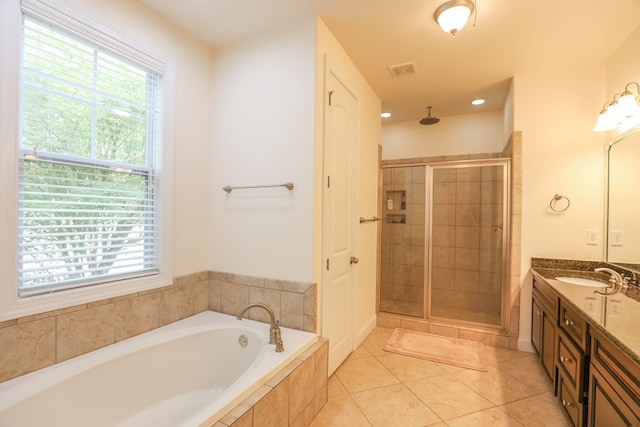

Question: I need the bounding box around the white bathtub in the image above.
[0,310,318,427]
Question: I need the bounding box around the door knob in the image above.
[350,256,359,265]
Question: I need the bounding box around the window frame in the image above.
[0,0,175,321]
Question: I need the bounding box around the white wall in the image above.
[208,18,317,282]
[71,0,215,277]
[381,110,504,160]
[315,18,381,343]
[514,65,608,348]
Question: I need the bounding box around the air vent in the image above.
[388,62,417,77]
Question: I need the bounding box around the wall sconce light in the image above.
[434,0,475,35]
[594,82,640,132]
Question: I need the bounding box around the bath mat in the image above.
[383,328,487,371]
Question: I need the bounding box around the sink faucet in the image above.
[594,267,623,286]
[236,303,284,352]
[593,267,628,296]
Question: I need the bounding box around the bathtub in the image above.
[0,310,318,427]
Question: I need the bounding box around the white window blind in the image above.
[18,14,163,297]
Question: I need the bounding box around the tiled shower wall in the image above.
[380,166,426,313]
[0,271,316,383]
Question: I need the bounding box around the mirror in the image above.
[606,126,640,273]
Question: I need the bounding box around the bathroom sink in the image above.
[555,277,607,287]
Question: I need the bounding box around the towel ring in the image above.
[549,194,570,212]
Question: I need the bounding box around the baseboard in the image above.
[354,315,377,349]
[517,338,535,353]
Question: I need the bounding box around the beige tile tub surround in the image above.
[215,338,328,427]
[0,271,317,383]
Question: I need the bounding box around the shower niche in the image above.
[379,160,510,330]
[385,189,406,224]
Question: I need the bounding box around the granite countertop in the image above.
[531,263,640,367]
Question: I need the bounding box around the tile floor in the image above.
[310,326,570,427]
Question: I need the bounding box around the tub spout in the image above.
[236,303,284,352]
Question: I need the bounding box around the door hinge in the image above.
[326,258,330,270]
[328,90,334,106]
[327,175,331,188]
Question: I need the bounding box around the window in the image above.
[0,0,174,319]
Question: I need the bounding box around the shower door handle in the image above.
[350,256,359,265]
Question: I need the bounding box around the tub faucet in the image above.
[236,303,284,352]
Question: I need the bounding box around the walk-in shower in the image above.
[379,159,510,330]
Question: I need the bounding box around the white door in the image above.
[321,64,358,375]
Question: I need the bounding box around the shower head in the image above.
[419,106,440,125]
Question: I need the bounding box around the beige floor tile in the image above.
[309,394,371,427]
[452,365,538,405]
[500,392,571,427]
[361,326,394,356]
[405,374,494,420]
[348,344,374,360]
[377,352,447,382]
[484,346,532,365]
[327,374,348,397]
[351,383,441,427]
[494,355,554,394]
[446,407,524,427]
[335,356,399,393]
[310,328,565,427]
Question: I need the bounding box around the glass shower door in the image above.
[428,161,508,327]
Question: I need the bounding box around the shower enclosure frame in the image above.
[379,158,511,334]
[426,159,511,332]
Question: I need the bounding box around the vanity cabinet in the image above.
[556,301,590,427]
[532,278,558,382]
[588,329,640,427]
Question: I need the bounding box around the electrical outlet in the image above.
[610,299,622,316]
[610,230,623,246]
[587,229,599,246]
[585,297,597,313]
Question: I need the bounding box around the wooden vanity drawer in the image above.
[557,328,586,394]
[590,330,640,404]
[533,278,558,316]
[558,368,585,427]
[559,300,589,351]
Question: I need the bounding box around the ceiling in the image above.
[137,0,640,123]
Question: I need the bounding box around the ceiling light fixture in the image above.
[471,98,485,105]
[434,0,475,35]
[594,82,640,132]
[381,112,391,118]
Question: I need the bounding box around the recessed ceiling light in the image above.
[381,112,392,118]
[471,98,485,106]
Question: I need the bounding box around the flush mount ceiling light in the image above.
[380,112,391,118]
[594,81,640,132]
[471,98,485,105]
[434,0,475,35]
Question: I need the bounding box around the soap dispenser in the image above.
[387,195,393,210]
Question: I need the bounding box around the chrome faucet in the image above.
[236,303,284,352]
[593,267,628,296]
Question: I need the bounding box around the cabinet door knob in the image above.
[564,319,574,326]
[560,356,572,364]
[562,399,572,407]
